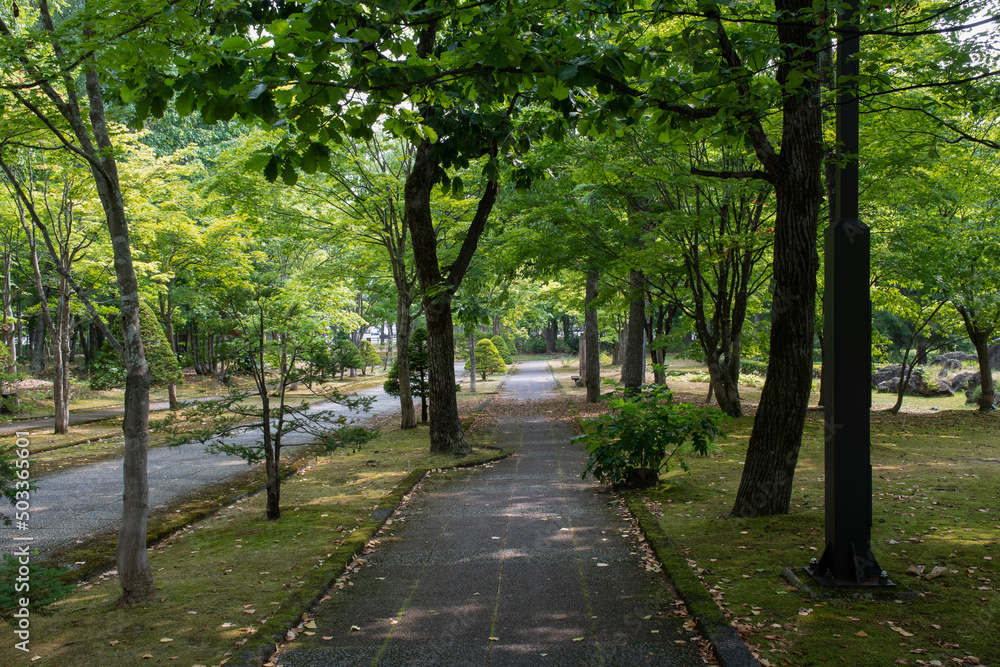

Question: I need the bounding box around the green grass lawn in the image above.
[549,361,998,667]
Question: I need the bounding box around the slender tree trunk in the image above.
[396,299,416,429]
[621,269,647,395]
[585,270,601,403]
[888,348,915,414]
[1,253,14,370]
[261,384,281,519]
[468,331,477,393]
[53,283,72,434]
[816,333,826,407]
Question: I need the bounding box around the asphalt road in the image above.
[0,370,468,559]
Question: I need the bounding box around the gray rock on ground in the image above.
[872,365,953,396]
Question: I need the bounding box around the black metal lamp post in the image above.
[805,0,893,588]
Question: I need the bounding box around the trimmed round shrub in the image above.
[89,301,182,390]
[465,338,506,380]
[491,335,512,364]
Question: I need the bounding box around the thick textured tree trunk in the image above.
[705,351,743,418]
[731,174,820,516]
[404,141,468,454]
[729,0,824,518]
[585,270,601,403]
[403,123,498,452]
[962,316,996,411]
[544,320,556,354]
[424,296,468,453]
[974,339,994,410]
[621,269,647,394]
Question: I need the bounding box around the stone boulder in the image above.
[937,359,962,374]
[932,351,978,364]
[873,365,953,397]
[950,371,977,393]
[959,371,983,404]
[872,364,905,389]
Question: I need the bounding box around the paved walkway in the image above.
[274,360,704,666]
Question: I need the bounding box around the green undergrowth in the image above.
[0,425,505,666]
[638,410,999,667]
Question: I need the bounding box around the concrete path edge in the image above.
[625,496,760,667]
[230,448,513,667]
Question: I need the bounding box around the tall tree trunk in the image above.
[730,0,824,518]
[1,253,14,370]
[562,314,572,347]
[260,371,281,520]
[585,270,601,403]
[396,298,416,429]
[53,283,72,434]
[31,316,46,374]
[468,331,477,393]
[405,141,468,454]
[621,269,647,394]
[66,66,156,603]
[404,138,497,454]
[544,320,556,354]
[958,307,995,411]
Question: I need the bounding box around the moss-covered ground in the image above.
[0,424,506,666]
[550,360,998,667]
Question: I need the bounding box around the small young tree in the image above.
[468,338,505,381]
[331,338,364,380]
[385,327,430,423]
[358,339,381,375]
[161,289,374,520]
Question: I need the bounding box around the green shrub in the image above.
[523,338,547,354]
[491,335,513,364]
[331,338,364,379]
[740,358,769,377]
[465,338,506,380]
[576,384,724,488]
[89,301,181,390]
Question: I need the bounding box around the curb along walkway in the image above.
[273,360,705,666]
